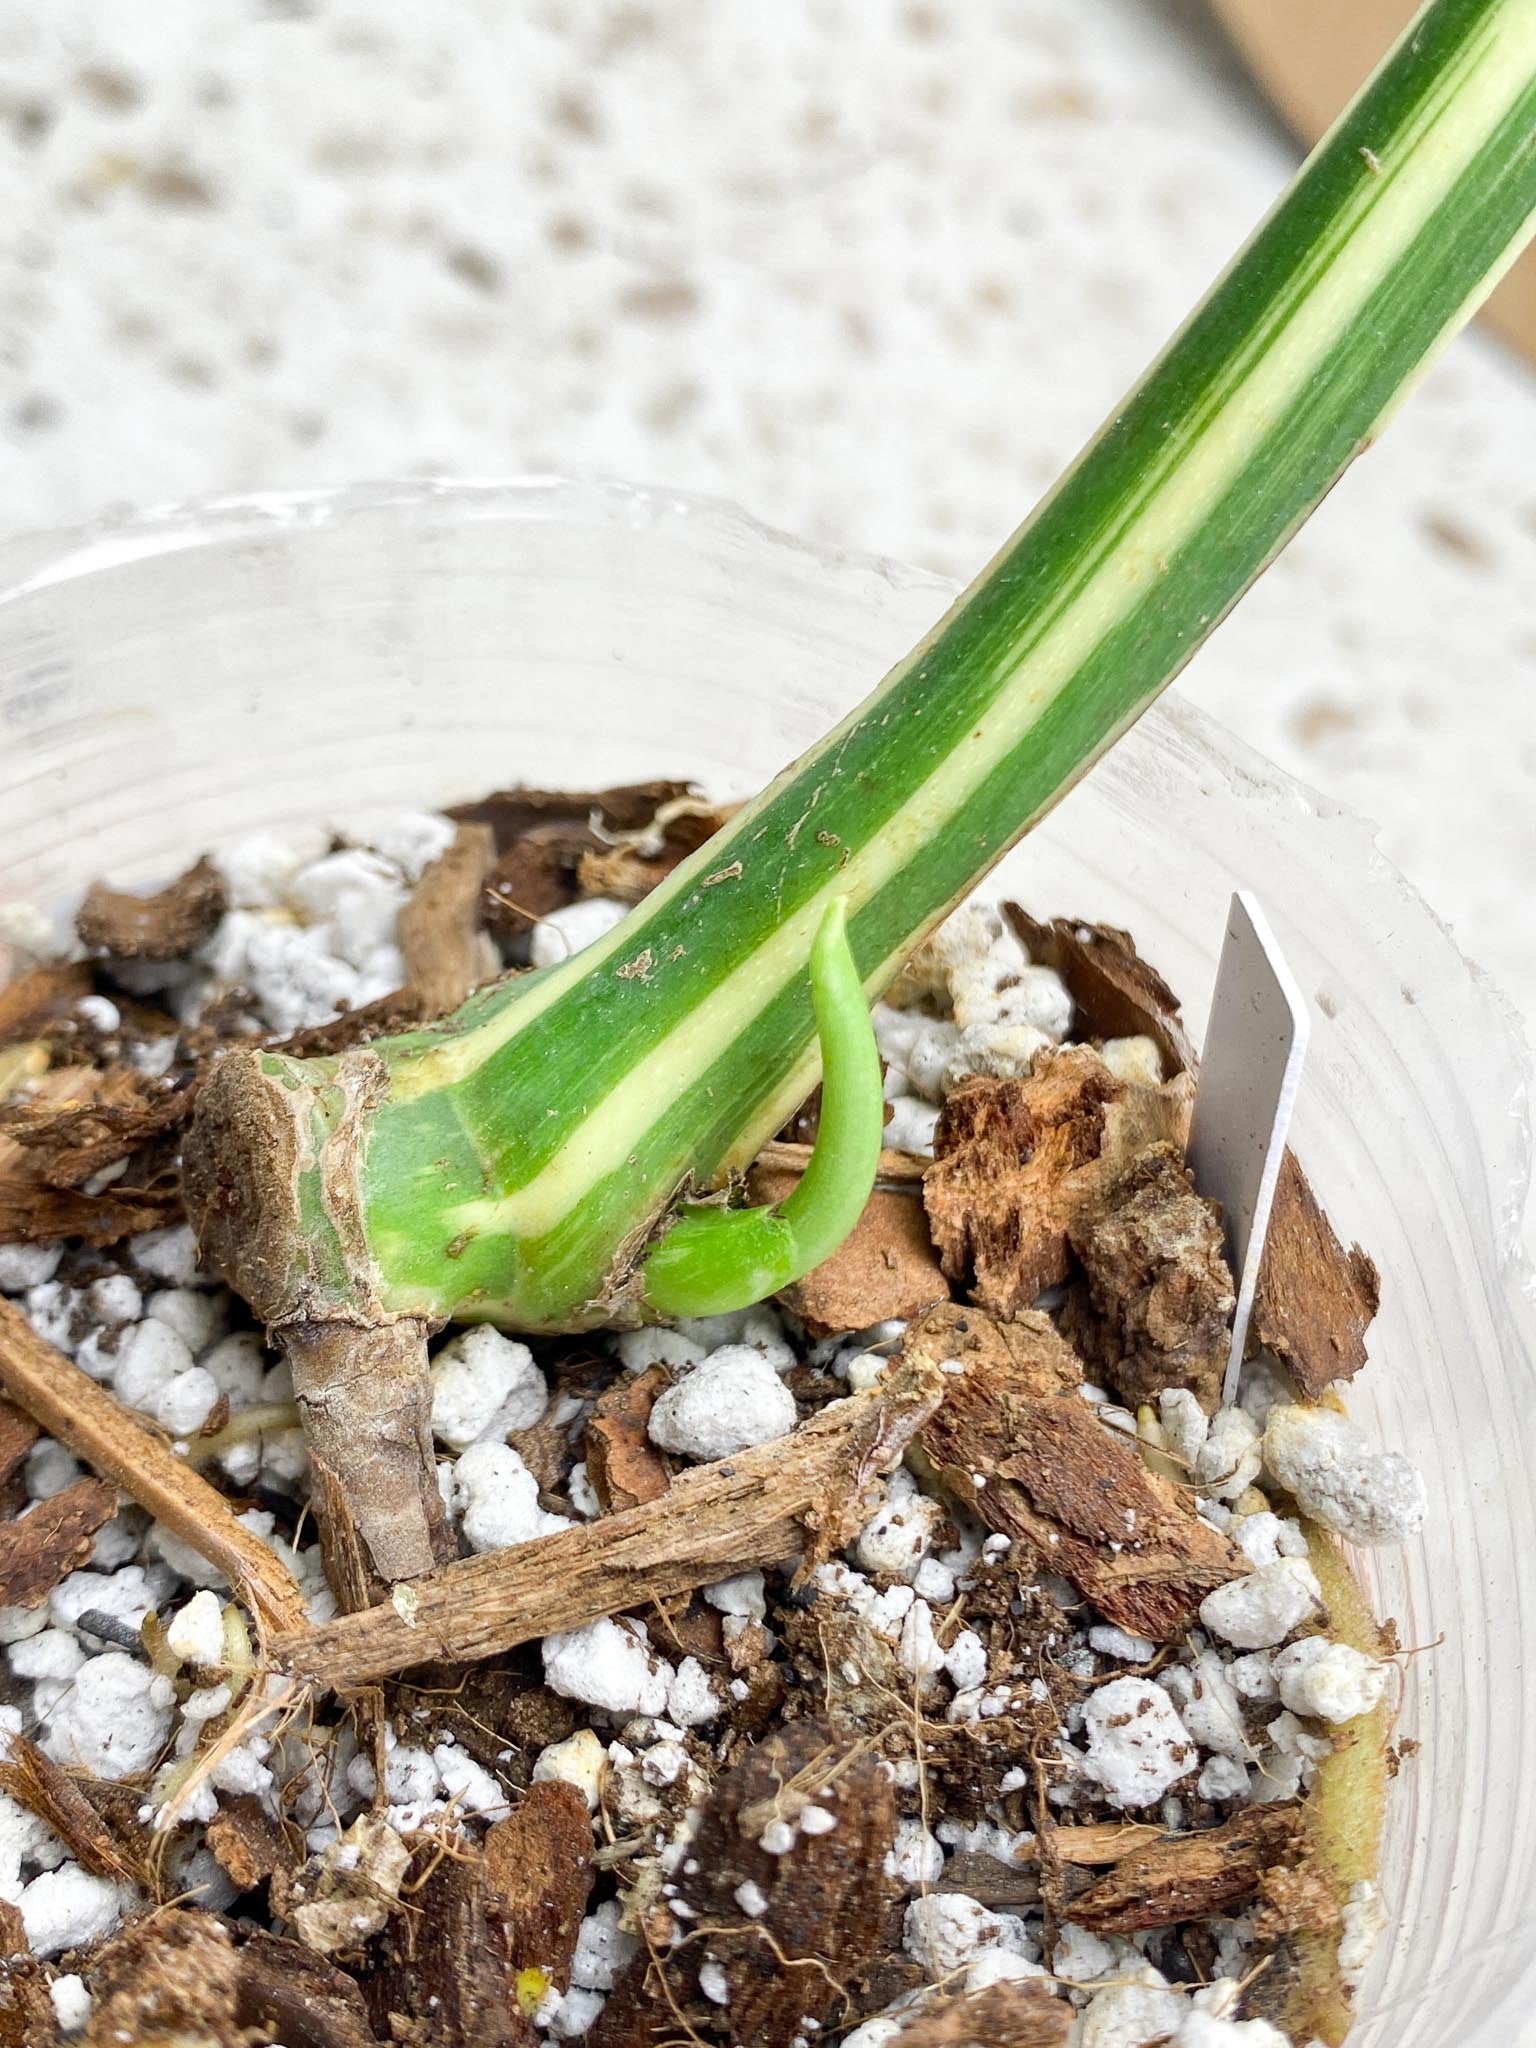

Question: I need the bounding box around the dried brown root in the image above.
[285,1316,451,1590]
[275,1352,945,1691]
[0,1296,307,1641]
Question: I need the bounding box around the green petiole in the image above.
[183,0,1536,1582]
[640,897,885,1319]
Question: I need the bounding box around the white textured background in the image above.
[1,0,1534,1050]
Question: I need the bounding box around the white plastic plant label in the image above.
[1186,891,1311,1407]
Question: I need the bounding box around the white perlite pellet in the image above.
[1262,1403,1427,1545]
[1078,1677,1195,1809]
[1198,1558,1323,1652]
[646,1346,797,1462]
[430,1325,549,1450]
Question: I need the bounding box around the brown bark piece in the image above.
[911,1310,1245,1641]
[360,1837,533,2048]
[483,1778,595,1992]
[83,1912,243,2048]
[0,1297,308,1641]
[1251,1149,1379,1398]
[207,1796,296,1894]
[592,1719,896,2048]
[925,1051,1122,1315]
[0,1734,153,1891]
[889,1981,1072,2048]
[0,1064,186,1244]
[0,961,93,1047]
[277,1354,943,1691]
[585,1367,672,1512]
[450,780,698,936]
[396,822,499,1017]
[1068,1804,1304,1933]
[1004,908,1196,1077]
[0,1400,39,1490]
[904,1301,1081,1398]
[77,855,227,961]
[232,1929,382,2048]
[751,1167,950,1336]
[1063,1142,1235,1410]
[0,1476,117,1609]
[0,1942,53,2048]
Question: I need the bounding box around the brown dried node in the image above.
[76,853,227,960]
[910,1304,1245,1640]
[1061,1141,1235,1412]
[591,1719,896,2048]
[1068,1803,1305,1932]
[751,1160,949,1336]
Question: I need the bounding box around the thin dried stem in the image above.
[0,1297,307,1641]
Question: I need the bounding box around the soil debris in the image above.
[1252,1150,1380,1398]
[76,854,227,961]
[359,1833,532,2048]
[0,1295,309,1639]
[591,1719,896,2048]
[270,1812,412,1957]
[206,1795,297,1895]
[449,781,726,936]
[0,960,94,1048]
[0,1733,155,1892]
[0,1063,188,1243]
[889,1980,1072,2048]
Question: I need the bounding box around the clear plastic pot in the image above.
[0,478,1532,2046]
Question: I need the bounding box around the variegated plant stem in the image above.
[184,0,1536,1581]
